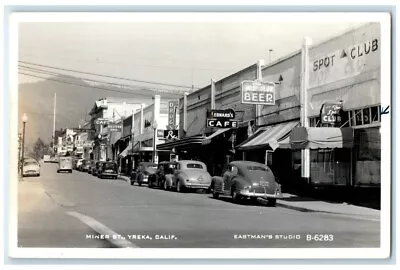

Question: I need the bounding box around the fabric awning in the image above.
[290,127,354,149]
[110,131,122,145]
[237,121,299,151]
[202,128,230,145]
[119,142,132,157]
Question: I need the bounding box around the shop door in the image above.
[310,149,350,186]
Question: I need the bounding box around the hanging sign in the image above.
[208,109,235,119]
[164,130,179,140]
[241,80,275,105]
[108,124,122,132]
[320,102,343,125]
[206,119,238,128]
[168,100,179,130]
[95,118,109,125]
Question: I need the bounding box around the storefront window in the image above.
[363,108,371,125]
[371,106,380,122]
[354,110,363,126]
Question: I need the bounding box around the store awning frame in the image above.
[156,128,231,150]
[289,127,354,149]
[237,121,300,151]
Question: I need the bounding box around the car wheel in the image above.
[163,180,168,191]
[267,198,276,207]
[212,188,220,199]
[231,189,241,204]
[176,181,184,193]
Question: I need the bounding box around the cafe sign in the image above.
[206,108,237,129]
[241,80,275,105]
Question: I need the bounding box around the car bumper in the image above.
[23,171,39,176]
[101,172,118,177]
[184,183,210,189]
[239,190,282,199]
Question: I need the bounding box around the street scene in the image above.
[15,15,386,251]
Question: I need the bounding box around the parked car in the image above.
[57,156,73,173]
[87,160,96,174]
[148,161,176,189]
[75,159,84,170]
[92,161,105,176]
[168,160,212,193]
[43,155,51,163]
[22,158,40,177]
[211,161,282,206]
[98,161,118,179]
[80,159,92,172]
[131,162,158,186]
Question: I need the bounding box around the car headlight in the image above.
[252,183,259,186]
[243,185,252,190]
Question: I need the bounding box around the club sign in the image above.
[241,80,275,105]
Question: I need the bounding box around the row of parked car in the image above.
[73,158,119,179]
[132,160,282,206]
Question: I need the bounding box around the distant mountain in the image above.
[18,75,183,149]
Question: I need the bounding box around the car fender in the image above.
[212,176,223,189]
[164,174,173,186]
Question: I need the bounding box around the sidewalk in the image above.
[117,174,130,183]
[275,193,380,219]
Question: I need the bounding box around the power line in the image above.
[19,65,188,94]
[19,60,200,89]
[19,72,183,97]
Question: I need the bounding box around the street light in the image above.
[152,120,158,163]
[21,113,28,177]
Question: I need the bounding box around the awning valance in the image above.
[156,128,231,150]
[237,121,299,151]
[119,142,132,157]
[289,127,354,149]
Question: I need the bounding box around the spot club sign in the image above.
[241,80,276,105]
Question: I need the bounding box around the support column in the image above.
[300,37,312,182]
[256,60,265,126]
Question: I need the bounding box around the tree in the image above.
[31,138,50,160]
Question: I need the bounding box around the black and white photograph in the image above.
[7,11,391,259]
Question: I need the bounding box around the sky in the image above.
[16,13,366,149]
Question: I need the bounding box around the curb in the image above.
[117,175,130,182]
[276,202,327,213]
[276,202,380,221]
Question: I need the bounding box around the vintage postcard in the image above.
[7,11,391,259]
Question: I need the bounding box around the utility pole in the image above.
[53,93,56,148]
[268,49,273,63]
[300,37,312,182]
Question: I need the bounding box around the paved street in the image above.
[18,163,380,248]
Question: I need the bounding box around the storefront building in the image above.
[115,95,175,174]
[158,23,381,193]
[89,97,141,161]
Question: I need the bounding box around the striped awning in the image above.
[237,121,299,151]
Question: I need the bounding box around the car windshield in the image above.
[24,161,37,166]
[186,163,203,169]
[104,162,117,169]
[247,166,268,171]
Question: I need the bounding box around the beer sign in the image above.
[241,80,275,105]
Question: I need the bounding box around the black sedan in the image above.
[211,161,282,206]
